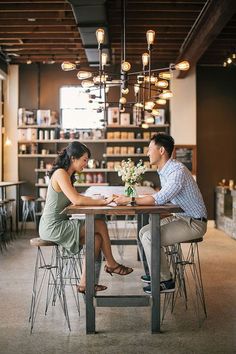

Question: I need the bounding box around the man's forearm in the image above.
[134,195,156,205]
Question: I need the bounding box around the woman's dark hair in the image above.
[150,132,175,157]
[49,141,91,182]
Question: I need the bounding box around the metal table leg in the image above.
[150,213,161,333]
[16,185,20,233]
[85,214,95,334]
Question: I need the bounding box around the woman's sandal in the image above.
[77,284,107,294]
[104,263,133,276]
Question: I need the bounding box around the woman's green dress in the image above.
[39,180,83,254]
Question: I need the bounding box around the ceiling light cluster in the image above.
[223,53,236,67]
[61,22,190,128]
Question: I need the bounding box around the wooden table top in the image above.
[0,181,25,187]
[63,203,182,216]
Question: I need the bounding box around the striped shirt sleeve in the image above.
[152,167,185,205]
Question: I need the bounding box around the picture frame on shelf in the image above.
[107,107,119,125]
[120,112,130,126]
[155,109,165,125]
[37,109,51,125]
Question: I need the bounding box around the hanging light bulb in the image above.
[81,80,94,88]
[134,102,144,108]
[93,74,108,84]
[159,90,173,99]
[223,61,227,67]
[121,87,129,95]
[101,53,108,67]
[146,30,155,48]
[232,53,236,59]
[77,71,92,80]
[134,84,140,95]
[156,98,166,105]
[142,53,149,67]
[227,57,232,64]
[121,61,131,72]
[144,101,155,110]
[159,71,173,80]
[142,122,149,129]
[174,60,190,71]
[155,80,169,88]
[151,109,160,116]
[96,28,105,45]
[145,116,154,124]
[145,75,157,84]
[61,61,76,71]
[119,96,127,105]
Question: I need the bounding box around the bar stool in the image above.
[0,199,15,250]
[164,238,207,325]
[29,238,82,333]
[21,196,36,232]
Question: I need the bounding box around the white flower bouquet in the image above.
[115,158,147,196]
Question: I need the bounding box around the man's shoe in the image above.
[143,279,175,294]
[141,274,151,283]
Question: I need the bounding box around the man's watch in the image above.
[130,196,136,206]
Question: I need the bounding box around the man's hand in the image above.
[104,195,115,205]
[113,194,131,205]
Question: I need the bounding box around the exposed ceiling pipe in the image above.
[68,0,110,67]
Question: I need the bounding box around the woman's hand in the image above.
[103,195,115,205]
[113,195,130,205]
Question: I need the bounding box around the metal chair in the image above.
[0,199,15,251]
[164,238,207,326]
[21,196,36,232]
[29,238,83,333]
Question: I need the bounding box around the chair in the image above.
[21,196,36,232]
[29,238,83,333]
[0,199,15,250]
[164,238,207,325]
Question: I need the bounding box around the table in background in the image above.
[0,181,25,232]
[63,186,182,334]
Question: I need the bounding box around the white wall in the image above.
[4,65,18,181]
[170,67,196,145]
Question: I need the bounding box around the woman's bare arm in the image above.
[52,169,111,206]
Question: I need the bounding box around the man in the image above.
[114,132,207,294]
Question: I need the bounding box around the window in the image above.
[60,86,104,129]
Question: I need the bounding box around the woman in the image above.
[39,141,133,293]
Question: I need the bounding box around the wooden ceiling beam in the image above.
[0,12,74,19]
[0,3,71,11]
[0,33,80,39]
[108,12,199,20]
[109,4,203,12]
[0,19,76,26]
[0,0,66,3]
[0,26,77,33]
[176,0,236,77]
[0,39,81,45]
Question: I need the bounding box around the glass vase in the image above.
[124,184,137,197]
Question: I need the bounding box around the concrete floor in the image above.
[0,227,236,354]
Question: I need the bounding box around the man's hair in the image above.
[150,132,175,157]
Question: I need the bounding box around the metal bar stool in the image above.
[29,238,82,333]
[21,196,36,233]
[165,238,207,326]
